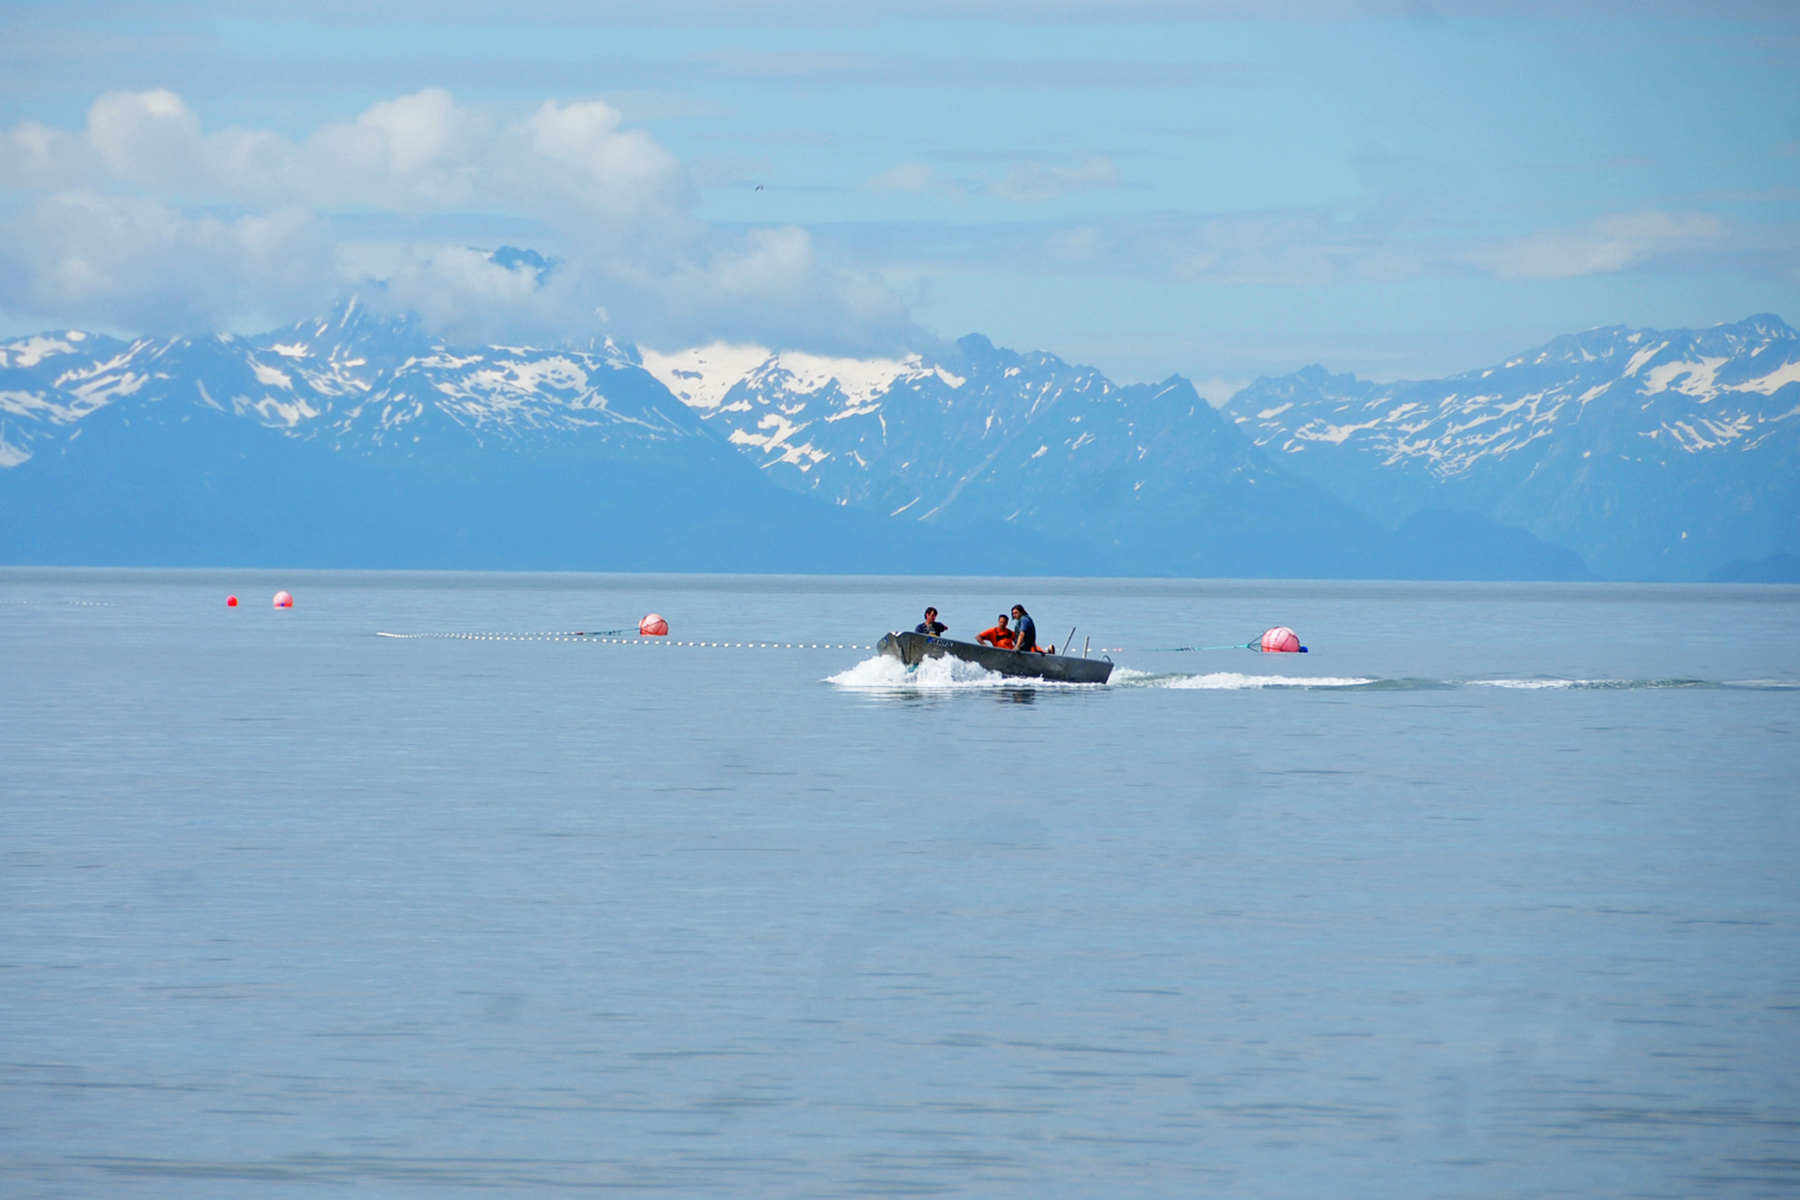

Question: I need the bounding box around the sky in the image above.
[1,0,1795,389]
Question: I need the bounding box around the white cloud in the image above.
[864,162,958,197]
[1457,210,1729,279]
[75,89,293,201]
[1164,213,1368,286]
[646,226,913,349]
[515,98,691,220]
[0,191,337,335]
[1046,225,1104,261]
[1188,375,1247,407]
[87,89,207,188]
[300,88,487,210]
[0,120,94,190]
[1005,206,1759,289]
[0,88,916,352]
[377,245,573,346]
[988,156,1118,202]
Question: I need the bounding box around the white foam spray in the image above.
[1111,668,1374,690]
[827,654,1026,689]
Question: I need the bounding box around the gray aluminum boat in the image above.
[877,631,1114,684]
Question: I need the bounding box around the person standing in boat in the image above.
[1010,605,1036,653]
[915,606,947,636]
[978,614,1016,649]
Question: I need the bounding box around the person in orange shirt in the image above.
[977,614,1016,649]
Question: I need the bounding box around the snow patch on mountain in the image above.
[251,362,294,390]
[1736,359,1800,396]
[642,343,954,485]
[640,344,775,410]
[757,351,935,408]
[0,333,92,370]
[641,343,936,416]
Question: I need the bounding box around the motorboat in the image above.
[876,630,1113,684]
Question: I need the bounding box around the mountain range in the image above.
[2,302,1794,580]
[1220,315,1800,582]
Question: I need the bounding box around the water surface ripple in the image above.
[3,570,1796,1198]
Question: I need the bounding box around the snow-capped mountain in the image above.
[643,336,1272,520]
[644,336,1160,520]
[0,329,142,467]
[5,302,1786,578]
[0,312,1430,577]
[0,300,994,573]
[1220,315,1800,580]
[640,334,1430,578]
[0,298,703,468]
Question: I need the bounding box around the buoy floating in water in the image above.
[273,591,294,609]
[1260,626,1306,653]
[227,596,238,607]
[639,613,668,636]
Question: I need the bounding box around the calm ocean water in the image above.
[3,568,1797,1198]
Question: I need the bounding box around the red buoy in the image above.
[639,613,668,636]
[273,591,294,609]
[1260,626,1303,653]
[227,596,238,607]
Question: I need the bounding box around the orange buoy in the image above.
[273,591,294,609]
[227,596,238,607]
[639,613,668,636]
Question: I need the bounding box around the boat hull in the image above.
[877,631,1113,684]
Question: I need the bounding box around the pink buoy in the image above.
[1260,626,1302,653]
[639,613,668,636]
[273,591,294,609]
[227,596,238,607]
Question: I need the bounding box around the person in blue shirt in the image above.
[1010,605,1037,653]
[914,606,947,636]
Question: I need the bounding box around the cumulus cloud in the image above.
[631,226,913,349]
[0,191,338,334]
[27,88,674,219]
[0,120,95,190]
[377,245,577,346]
[988,156,1118,202]
[0,88,918,352]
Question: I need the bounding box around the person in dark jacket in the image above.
[914,606,947,636]
[1010,605,1036,653]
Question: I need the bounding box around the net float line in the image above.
[0,599,114,607]
[376,628,633,639]
[1133,627,1309,654]
[376,631,871,649]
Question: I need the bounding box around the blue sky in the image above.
[1,1,1794,386]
